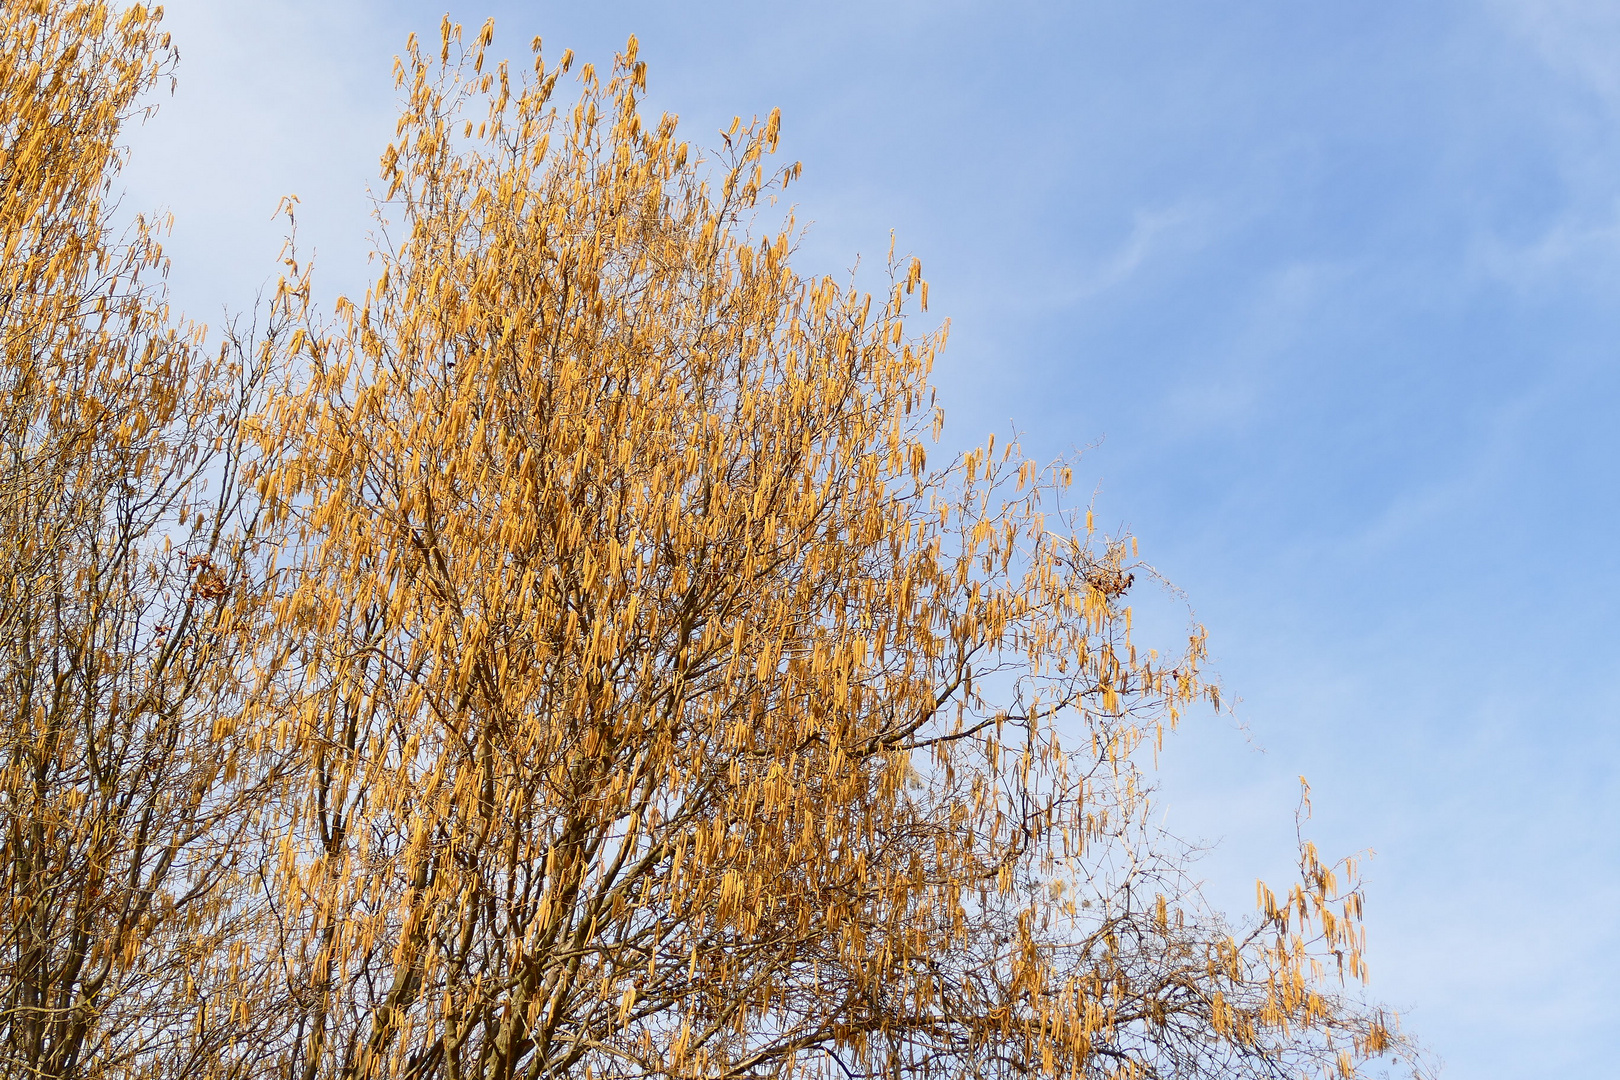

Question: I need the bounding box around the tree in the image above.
[1,5,1424,1080]
[1,4,289,1076]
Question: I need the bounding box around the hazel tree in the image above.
[251,21,1419,1080]
[0,6,1423,1080]
[0,3,289,1078]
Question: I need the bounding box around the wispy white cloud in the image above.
[1161,257,1353,433]
[1489,0,1620,109]
[1467,197,1620,293]
[1466,1,1620,290]
[1067,203,1215,299]
[977,200,1221,316]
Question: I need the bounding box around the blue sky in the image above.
[122,2,1620,1075]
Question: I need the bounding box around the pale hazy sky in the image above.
[119,3,1620,1075]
